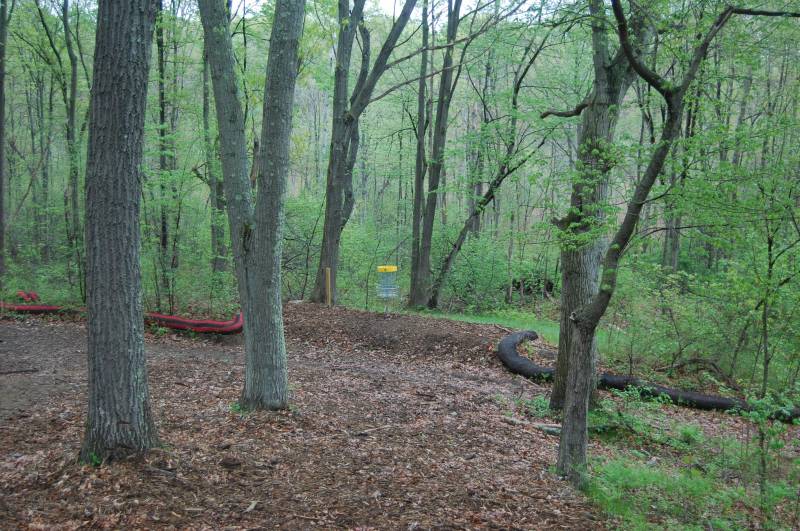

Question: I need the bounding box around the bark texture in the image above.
[549,0,646,410]
[554,0,765,487]
[410,0,462,308]
[203,54,227,274]
[242,0,305,409]
[409,0,429,307]
[199,0,305,410]
[0,0,8,290]
[80,0,158,463]
[311,0,416,304]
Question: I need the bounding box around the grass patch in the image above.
[410,308,562,345]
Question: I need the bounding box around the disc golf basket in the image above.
[376,265,399,310]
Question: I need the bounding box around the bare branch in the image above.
[541,98,590,119]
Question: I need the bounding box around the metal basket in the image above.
[376,265,399,299]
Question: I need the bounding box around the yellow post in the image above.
[325,267,332,307]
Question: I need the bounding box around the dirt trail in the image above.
[0,303,600,529]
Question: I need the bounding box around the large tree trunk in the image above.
[558,103,683,486]
[199,0,304,410]
[80,0,158,463]
[556,0,751,485]
[242,0,304,409]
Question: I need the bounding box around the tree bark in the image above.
[311,0,416,304]
[409,0,429,307]
[0,0,9,289]
[199,0,305,410]
[242,0,305,409]
[555,0,768,486]
[410,0,462,307]
[80,0,158,463]
[203,53,227,273]
[155,0,171,310]
[549,0,646,410]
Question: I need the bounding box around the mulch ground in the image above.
[0,303,603,530]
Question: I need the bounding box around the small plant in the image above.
[677,424,704,446]
[88,452,102,467]
[229,401,249,415]
[519,395,550,418]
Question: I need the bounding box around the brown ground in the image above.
[0,303,603,530]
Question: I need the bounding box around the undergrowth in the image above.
[584,389,800,530]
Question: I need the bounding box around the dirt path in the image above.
[0,304,602,529]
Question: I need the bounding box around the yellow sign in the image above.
[377,265,398,273]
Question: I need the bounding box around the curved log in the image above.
[497,331,799,422]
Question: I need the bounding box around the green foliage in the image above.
[586,388,800,529]
[88,452,102,467]
[229,401,249,415]
[518,395,550,419]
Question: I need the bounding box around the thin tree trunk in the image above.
[62,0,83,298]
[412,0,462,307]
[0,0,7,289]
[409,0,429,307]
[80,0,158,463]
[203,54,227,273]
[311,0,416,304]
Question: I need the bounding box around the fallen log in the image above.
[496,331,799,422]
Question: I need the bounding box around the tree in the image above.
[80,0,158,462]
[425,25,555,308]
[0,0,12,291]
[199,0,305,410]
[555,0,800,487]
[309,0,417,304]
[546,0,651,410]
[409,0,462,307]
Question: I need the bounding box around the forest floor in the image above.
[1,302,798,529]
[1,302,600,529]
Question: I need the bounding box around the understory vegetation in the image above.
[1,0,799,527]
[503,388,800,529]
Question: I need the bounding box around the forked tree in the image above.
[556,0,800,487]
[198,0,305,409]
[80,0,158,463]
[310,0,417,304]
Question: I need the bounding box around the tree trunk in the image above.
[555,0,748,484]
[411,0,462,307]
[311,0,416,304]
[63,0,83,298]
[242,0,304,409]
[203,54,227,273]
[409,0,429,307]
[310,1,365,304]
[199,0,304,410]
[80,0,158,463]
[0,0,7,290]
[549,0,645,410]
